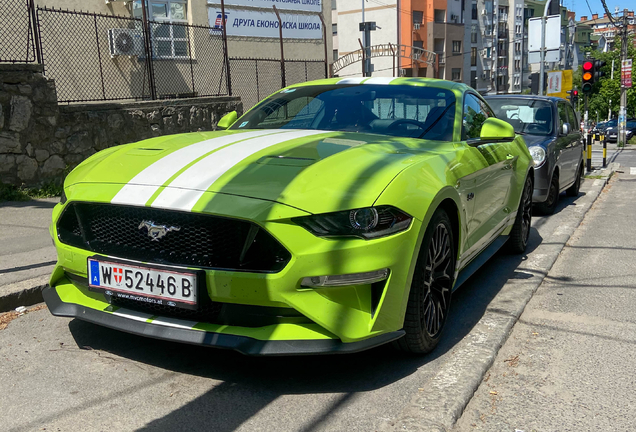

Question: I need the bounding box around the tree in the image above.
[577,34,636,120]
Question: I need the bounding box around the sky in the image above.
[566,0,632,20]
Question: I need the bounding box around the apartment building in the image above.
[331,0,469,83]
[579,10,635,51]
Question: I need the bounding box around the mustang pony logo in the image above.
[138,220,181,241]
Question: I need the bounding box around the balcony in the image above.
[499,14,508,22]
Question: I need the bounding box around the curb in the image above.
[381,164,616,432]
[0,283,47,314]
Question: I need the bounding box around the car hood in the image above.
[66,129,442,214]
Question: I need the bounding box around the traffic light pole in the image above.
[619,9,628,146]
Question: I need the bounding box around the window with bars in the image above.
[133,1,188,59]
[413,10,424,24]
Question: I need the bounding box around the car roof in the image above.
[483,95,568,103]
[286,77,470,92]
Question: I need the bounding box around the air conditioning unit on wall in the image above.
[108,28,144,57]
[414,23,421,30]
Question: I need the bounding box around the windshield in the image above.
[486,98,554,136]
[231,85,457,141]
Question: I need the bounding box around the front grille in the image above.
[57,203,291,272]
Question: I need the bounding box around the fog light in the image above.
[301,269,389,288]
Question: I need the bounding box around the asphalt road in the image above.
[454,151,636,431]
[0,168,619,432]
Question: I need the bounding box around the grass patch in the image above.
[0,182,63,203]
[584,175,605,179]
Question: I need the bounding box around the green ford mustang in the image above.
[44,77,534,355]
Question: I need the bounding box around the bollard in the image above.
[587,133,592,172]
[602,135,607,168]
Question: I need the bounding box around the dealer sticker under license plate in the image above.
[88,258,197,308]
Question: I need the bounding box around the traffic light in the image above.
[569,89,579,104]
[594,60,606,82]
[582,61,594,93]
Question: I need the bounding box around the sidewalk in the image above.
[454,165,636,430]
[0,198,57,312]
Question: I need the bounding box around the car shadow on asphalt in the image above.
[65,225,543,432]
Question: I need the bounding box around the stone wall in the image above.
[0,64,242,186]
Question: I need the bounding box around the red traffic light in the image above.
[583,61,593,71]
[572,90,578,96]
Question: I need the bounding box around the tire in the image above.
[566,164,583,197]
[535,172,559,215]
[394,209,455,354]
[507,174,533,254]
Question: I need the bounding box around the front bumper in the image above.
[47,187,421,354]
[43,286,404,355]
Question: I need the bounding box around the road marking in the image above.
[152,129,327,211]
[630,167,636,175]
[111,130,281,206]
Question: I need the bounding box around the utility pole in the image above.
[619,9,628,146]
[539,0,552,96]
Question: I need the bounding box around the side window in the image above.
[463,94,489,139]
[557,103,568,131]
[566,104,578,130]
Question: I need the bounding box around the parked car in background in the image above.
[605,120,636,143]
[485,96,584,215]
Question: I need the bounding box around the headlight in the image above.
[528,146,546,168]
[292,205,412,239]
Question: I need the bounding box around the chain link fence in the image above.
[3,3,327,106]
[230,58,327,110]
[0,0,37,63]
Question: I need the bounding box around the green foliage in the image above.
[0,182,63,203]
[579,34,636,120]
[629,136,636,145]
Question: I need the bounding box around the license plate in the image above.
[88,258,198,309]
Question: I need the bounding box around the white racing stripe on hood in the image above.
[363,77,397,84]
[111,130,280,206]
[152,129,327,211]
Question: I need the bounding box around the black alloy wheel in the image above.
[507,174,533,254]
[395,209,455,354]
[536,173,559,215]
[566,165,583,197]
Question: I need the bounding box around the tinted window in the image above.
[486,98,554,136]
[463,94,490,139]
[232,84,457,141]
[557,103,569,132]
[566,104,578,130]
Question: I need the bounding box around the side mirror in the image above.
[480,117,516,141]
[561,123,571,136]
[217,111,238,130]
